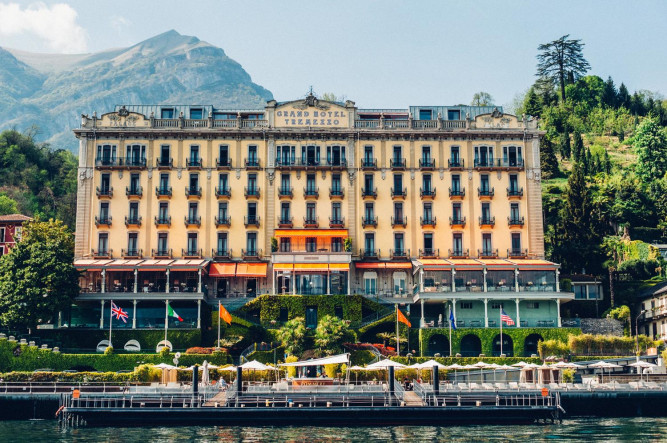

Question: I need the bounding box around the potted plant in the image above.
[343,237,352,252]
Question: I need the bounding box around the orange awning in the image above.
[509,259,558,270]
[236,263,268,277]
[355,262,386,269]
[328,263,350,271]
[477,259,516,271]
[384,262,412,269]
[273,263,294,271]
[209,263,236,277]
[448,259,483,270]
[293,263,329,271]
[274,229,348,238]
[418,259,452,271]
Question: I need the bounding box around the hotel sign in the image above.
[273,94,351,128]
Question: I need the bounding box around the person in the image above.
[219,377,227,391]
[403,376,410,391]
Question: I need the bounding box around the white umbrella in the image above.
[417,359,448,369]
[348,365,367,370]
[511,361,528,368]
[628,361,657,381]
[240,360,277,371]
[366,359,407,369]
[201,360,210,387]
[588,361,621,383]
[472,361,497,383]
[153,363,177,370]
[445,363,466,382]
[218,365,238,372]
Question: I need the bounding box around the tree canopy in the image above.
[536,34,591,102]
[471,91,494,106]
[634,117,667,184]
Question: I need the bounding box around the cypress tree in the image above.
[524,88,542,118]
[573,131,584,161]
[618,83,631,109]
[559,132,571,158]
[601,76,617,108]
[604,150,612,174]
[541,137,560,179]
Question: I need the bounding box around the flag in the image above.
[167,304,183,322]
[449,308,457,330]
[396,308,411,328]
[219,303,232,325]
[501,309,515,326]
[111,302,128,323]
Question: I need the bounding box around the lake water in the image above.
[2,418,666,442]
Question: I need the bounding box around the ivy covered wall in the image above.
[238,294,367,325]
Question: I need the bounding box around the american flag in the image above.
[111,302,129,323]
[501,309,515,326]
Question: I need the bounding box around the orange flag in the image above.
[219,303,232,325]
[397,308,411,328]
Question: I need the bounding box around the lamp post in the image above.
[635,309,647,357]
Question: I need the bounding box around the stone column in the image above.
[133,269,138,294]
[101,269,106,293]
[514,269,520,293]
[452,269,456,293]
[555,269,560,292]
[420,299,425,328]
[452,299,457,326]
[166,269,170,293]
[132,300,137,329]
[197,300,201,329]
[484,298,489,328]
[198,269,202,293]
[515,298,521,328]
[483,268,487,292]
[347,271,351,296]
[556,298,561,327]
[419,269,424,292]
[100,300,105,329]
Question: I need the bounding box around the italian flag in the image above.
[168,304,183,322]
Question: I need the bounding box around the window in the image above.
[474,145,494,166]
[393,272,407,294]
[160,108,174,119]
[491,303,504,310]
[247,202,257,221]
[306,237,317,252]
[280,237,291,252]
[188,202,198,221]
[128,202,139,220]
[526,302,540,309]
[277,145,295,165]
[280,202,290,221]
[423,202,433,221]
[451,146,460,163]
[363,145,373,161]
[482,233,492,254]
[451,174,461,192]
[248,173,257,192]
[126,144,145,165]
[0,247,3,257]
[422,145,431,161]
[189,173,199,192]
[246,232,257,254]
[302,145,320,166]
[503,146,522,166]
[327,145,345,166]
[158,233,168,253]
[99,202,109,219]
[419,109,433,120]
[364,174,374,191]
[15,227,22,241]
[394,233,404,253]
[219,173,229,192]
[129,173,140,193]
[101,173,111,192]
[510,203,520,220]
[393,174,403,193]
[452,203,461,221]
[187,233,198,254]
[127,233,138,254]
[306,173,316,192]
[218,202,228,220]
[306,202,316,221]
[98,233,108,253]
[160,145,170,163]
[0,227,4,243]
[217,232,228,254]
[511,233,522,252]
[447,109,460,120]
[394,202,403,221]
[190,145,200,162]
[423,233,433,251]
[422,174,432,192]
[480,174,490,192]
[364,272,377,295]
[509,174,519,192]
[364,202,374,219]
[364,233,375,253]
[219,145,229,165]
[393,145,402,161]
[97,144,116,163]
[574,285,587,299]
[190,108,203,119]
[248,145,258,162]
[281,173,290,190]
[159,173,169,190]
[481,202,491,221]
[460,302,473,309]
[331,237,342,252]
[331,202,341,221]
[332,174,341,192]
[453,233,463,253]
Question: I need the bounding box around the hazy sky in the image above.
[0,1,665,108]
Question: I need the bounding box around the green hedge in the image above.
[390,356,543,366]
[418,327,582,357]
[32,329,202,351]
[0,338,230,372]
[245,346,286,365]
[349,350,376,366]
[239,294,365,325]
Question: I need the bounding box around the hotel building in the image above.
[71,94,573,345]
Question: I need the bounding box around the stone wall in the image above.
[579,318,624,336]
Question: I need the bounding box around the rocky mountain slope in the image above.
[0,30,273,151]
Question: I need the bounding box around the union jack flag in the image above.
[501,309,515,326]
[111,301,129,323]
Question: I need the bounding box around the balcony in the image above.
[448,158,464,169]
[478,187,495,199]
[245,158,260,170]
[244,216,260,227]
[276,158,296,168]
[391,187,407,199]
[278,217,293,228]
[303,217,319,228]
[215,186,231,198]
[508,216,525,227]
[359,249,379,259]
[278,187,293,198]
[361,216,378,228]
[361,187,377,199]
[96,187,113,198]
[95,216,112,227]
[390,249,410,260]
[242,249,262,259]
[478,248,499,259]
[126,186,142,198]
[449,187,465,199]
[244,187,260,198]
[500,158,525,170]
[361,158,377,170]
[121,248,143,259]
[329,188,344,199]
[154,216,171,227]
[329,217,345,228]
[212,248,232,260]
[479,216,495,227]
[391,216,407,228]
[326,159,347,169]
[156,157,173,169]
[184,215,201,227]
[508,248,528,258]
[125,157,147,169]
[390,158,406,170]
[304,187,319,199]
[152,248,172,259]
[182,248,202,259]
[449,248,470,259]
[124,216,142,227]
[216,158,233,169]
[420,187,436,199]
[215,215,231,227]
[186,158,202,169]
[419,248,439,258]
[449,216,466,227]
[185,186,202,198]
[420,216,437,227]
[507,187,524,198]
[91,248,112,258]
[155,186,172,198]
[95,157,120,169]
[473,159,495,169]
[419,158,436,170]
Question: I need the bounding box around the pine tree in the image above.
[524,88,542,118]
[541,137,560,179]
[635,117,667,183]
[583,148,592,174]
[601,76,617,108]
[618,83,631,109]
[573,131,584,161]
[536,35,590,103]
[559,132,571,158]
[604,149,612,174]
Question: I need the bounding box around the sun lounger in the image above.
[482,383,495,390]
[548,383,559,390]
[508,382,519,390]
[468,382,480,390]
[645,382,660,390]
[457,383,468,390]
[495,383,509,390]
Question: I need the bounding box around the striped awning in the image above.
[273,229,348,238]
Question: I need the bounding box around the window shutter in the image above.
[327,146,331,163]
[316,146,320,163]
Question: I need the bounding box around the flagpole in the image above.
[499,307,503,357]
[108,299,113,348]
[217,301,222,349]
[448,304,452,357]
[395,304,400,356]
[164,300,169,344]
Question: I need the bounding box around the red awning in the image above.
[236,263,268,277]
[209,263,236,277]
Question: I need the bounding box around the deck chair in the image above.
[468,382,480,390]
[508,382,519,390]
[482,383,495,390]
[495,382,509,390]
